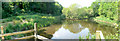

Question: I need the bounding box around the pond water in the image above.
[43,20,117,39]
[3,20,118,41]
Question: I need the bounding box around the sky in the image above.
[55,0,96,8]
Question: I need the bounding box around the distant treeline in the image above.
[2,2,63,18]
[62,1,119,25]
[63,2,118,20]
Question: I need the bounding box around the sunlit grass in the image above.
[1,14,62,40]
[93,16,118,26]
[79,33,118,39]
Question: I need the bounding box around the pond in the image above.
[2,20,118,41]
[42,20,117,39]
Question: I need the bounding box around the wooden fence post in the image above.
[34,23,37,41]
[96,31,100,41]
[96,31,105,39]
[96,31,105,41]
[1,26,4,40]
[96,31,100,39]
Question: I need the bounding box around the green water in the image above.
[2,20,118,41]
[42,20,117,39]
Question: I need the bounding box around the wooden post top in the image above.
[1,26,3,28]
[96,30,105,39]
[1,26,4,40]
[34,23,37,24]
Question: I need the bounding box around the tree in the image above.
[2,2,63,18]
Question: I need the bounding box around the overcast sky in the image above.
[55,0,96,8]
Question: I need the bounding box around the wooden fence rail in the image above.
[0,29,34,37]
[0,23,48,40]
[15,35,34,39]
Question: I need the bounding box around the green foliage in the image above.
[62,4,80,19]
[93,16,117,26]
[2,14,62,40]
[98,2,118,21]
[0,2,1,19]
[105,33,118,39]
[4,36,11,40]
[2,2,63,18]
[91,2,119,26]
[79,33,118,39]
[3,14,61,31]
[62,4,93,19]
[60,14,66,20]
[90,2,100,17]
[62,2,119,26]
[1,0,119,40]
[79,33,96,39]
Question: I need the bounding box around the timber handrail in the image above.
[15,35,34,39]
[0,29,34,37]
[1,23,48,40]
[0,23,37,40]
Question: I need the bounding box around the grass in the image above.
[79,33,118,39]
[93,16,118,26]
[0,14,63,40]
[79,32,96,39]
[1,14,62,26]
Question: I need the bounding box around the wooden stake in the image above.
[34,23,37,41]
[15,35,34,39]
[0,29,34,37]
[1,26,4,40]
[96,31,100,39]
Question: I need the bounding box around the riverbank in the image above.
[0,14,63,40]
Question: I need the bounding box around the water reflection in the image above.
[44,24,62,34]
[64,23,84,33]
[43,20,117,39]
[52,25,91,39]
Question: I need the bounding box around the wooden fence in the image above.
[0,23,48,40]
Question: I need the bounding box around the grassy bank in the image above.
[93,16,118,26]
[0,14,63,40]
